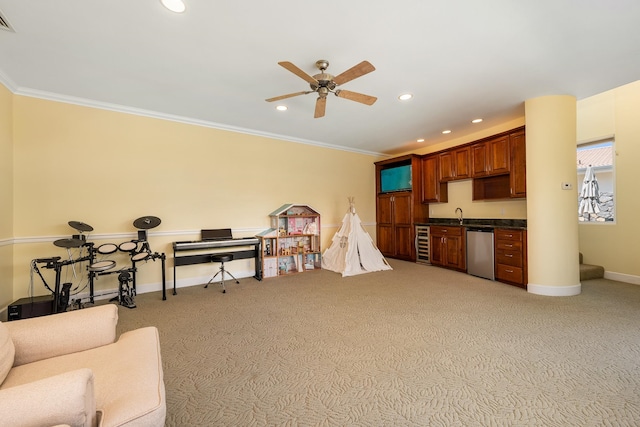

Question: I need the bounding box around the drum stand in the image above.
[131,226,167,301]
[46,221,97,313]
[45,255,92,313]
[117,269,136,309]
[48,243,93,313]
[131,251,166,299]
[35,218,166,313]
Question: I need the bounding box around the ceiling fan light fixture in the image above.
[161,0,186,13]
[442,130,452,134]
[398,93,413,101]
[267,59,377,118]
[276,105,288,111]
[417,138,425,143]
[472,118,483,123]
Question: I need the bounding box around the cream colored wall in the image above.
[577,90,615,142]
[577,80,640,280]
[428,180,527,220]
[409,117,528,220]
[0,84,13,308]
[7,79,640,303]
[11,95,379,299]
[525,95,580,294]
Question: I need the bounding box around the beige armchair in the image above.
[0,304,166,427]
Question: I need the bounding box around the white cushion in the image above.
[2,326,165,427]
[7,304,118,367]
[0,368,96,427]
[0,321,15,385]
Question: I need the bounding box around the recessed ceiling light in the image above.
[276,105,287,111]
[442,130,452,134]
[161,0,186,13]
[472,118,483,123]
[417,138,425,143]
[398,93,413,101]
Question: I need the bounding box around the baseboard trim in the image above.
[527,282,582,296]
[603,271,640,285]
[0,269,259,320]
[88,268,259,300]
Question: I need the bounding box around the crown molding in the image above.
[12,86,384,157]
[0,67,17,92]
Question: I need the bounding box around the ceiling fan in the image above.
[266,59,377,118]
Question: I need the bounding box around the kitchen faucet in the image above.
[455,207,463,225]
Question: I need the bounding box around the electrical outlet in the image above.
[561,182,572,190]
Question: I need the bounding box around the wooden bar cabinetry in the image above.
[430,225,466,271]
[420,127,526,202]
[472,128,526,200]
[375,154,428,261]
[421,154,448,203]
[471,135,510,178]
[509,129,526,198]
[439,146,470,181]
[377,192,414,259]
[494,228,527,288]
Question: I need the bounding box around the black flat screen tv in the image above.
[380,164,412,192]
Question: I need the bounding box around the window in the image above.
[577,140,614,222]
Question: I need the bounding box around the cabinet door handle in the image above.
[506,269,514,273]
[506,254,513,258]
[505,244,513,248]
[505,234,513,238]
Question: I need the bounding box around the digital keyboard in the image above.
[173,237,260,251]
[172,237,262,292]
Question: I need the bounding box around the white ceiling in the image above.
[1,1,639,156]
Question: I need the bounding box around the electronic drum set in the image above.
[32,216,166,313]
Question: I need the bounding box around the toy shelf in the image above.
[256,204,321,278]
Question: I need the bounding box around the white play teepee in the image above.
[322,197,392,277]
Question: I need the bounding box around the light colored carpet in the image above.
[115,259,640,426]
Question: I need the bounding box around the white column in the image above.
[525,95,581,296]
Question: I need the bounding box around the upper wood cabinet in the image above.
[471,135,510,177]
[470,143,488,177]
[421,154,448,203]
[470,128,526,200]
[439,151,454,181]
[439,146,470,181]
[509,129,526,198]
[488,135,510,175]
[454,146,471,179]
[421,127,526,203]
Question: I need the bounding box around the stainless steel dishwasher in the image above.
[466,227,495,280]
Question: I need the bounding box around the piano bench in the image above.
[211,253,234,264]
[205,253,239,293]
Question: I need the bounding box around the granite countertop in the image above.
[417,218,527,230]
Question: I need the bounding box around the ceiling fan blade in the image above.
[278,61,318,84]
[314,97,326,118]
[336,89,377,106]
[332,60,375,86]
[265,91,312,102]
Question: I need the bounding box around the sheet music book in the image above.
[201,228,233,241]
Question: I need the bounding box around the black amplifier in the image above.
[7,295,54,321]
